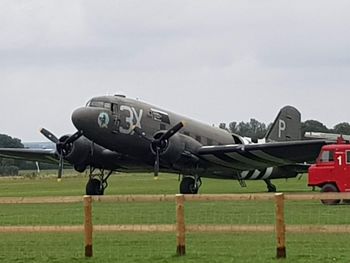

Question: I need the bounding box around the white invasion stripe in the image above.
[250,170,261,179]
[241,171,249,179]
[202,155,236,168]
[262,167,273,179]
[226,152,268,168]
[251,150,290,165]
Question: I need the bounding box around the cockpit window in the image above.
[104,102,111,110]
[87,100,111,111]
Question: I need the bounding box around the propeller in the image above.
[134,122,184,178]
[40,128,83,181]
[40,128,59,144]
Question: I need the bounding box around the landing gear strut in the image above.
[180,176,202,194]
[264,179,277,192]
[86,168,113,195]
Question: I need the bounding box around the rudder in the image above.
[265,106,301,142]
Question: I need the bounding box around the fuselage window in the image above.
[347,151,350,164]
[319,150,334,163]
[195,135,202,143]
[150,108,170,124]
[184,131,190,136]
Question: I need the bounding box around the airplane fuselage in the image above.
[71,95,302,181]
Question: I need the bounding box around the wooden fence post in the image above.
[84,195,93,257]
[275,193,286,259]
[176,194,186,256]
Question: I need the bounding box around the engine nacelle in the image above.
[59,135,123,172]
[152,132,202,164]
[59,136,91,166]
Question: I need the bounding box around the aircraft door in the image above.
[111,103,121,132]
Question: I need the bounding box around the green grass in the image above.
[2,170,310,196]
[1,233,349,263]
[1,173,350,262]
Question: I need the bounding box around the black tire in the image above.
[180,177,198,194]
[343,199,350,205]
[86,179,104,195]
[264,179,277,192]
[321,184,340,205]
[267,184,277,193]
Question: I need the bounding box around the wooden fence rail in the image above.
[1,192,350,258]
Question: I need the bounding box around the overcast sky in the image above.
[1,0,350,142]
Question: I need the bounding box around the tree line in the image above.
[219,119,350,139]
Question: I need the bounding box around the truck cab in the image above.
[308,138,350,193]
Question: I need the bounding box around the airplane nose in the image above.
[71,107,90,131]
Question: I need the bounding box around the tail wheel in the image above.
[321,184,340,205]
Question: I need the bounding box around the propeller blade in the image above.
[40,129,83,182]
[134,122,184,179]
[40,128,59,144]
[64,130,83,145]
[58,154,63,182]
[159,122,184,141]
[154,147,160,178]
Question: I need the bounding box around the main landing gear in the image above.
[179,176,202,194]
[86,168,113,195]
[264,179,277,192]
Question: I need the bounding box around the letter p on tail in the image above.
[265,106,301,142]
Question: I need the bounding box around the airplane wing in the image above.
[0,148,58,164]
[197,140,326,170]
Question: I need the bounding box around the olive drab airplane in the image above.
[0,94,326,195]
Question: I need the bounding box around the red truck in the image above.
[308,137,350,204]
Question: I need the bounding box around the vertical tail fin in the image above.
[265,106,301,142]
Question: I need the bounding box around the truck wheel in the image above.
[321,184,340,205]
[343,199,350,205]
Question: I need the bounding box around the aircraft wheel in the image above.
[267,184,277,193]
[86,178,104,195]
[180,177,198,194]
[321,184,340,205]
[264,179,277,192]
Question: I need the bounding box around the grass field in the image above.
[1,172,350,262]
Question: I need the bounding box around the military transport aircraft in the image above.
[0,94,326,195]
